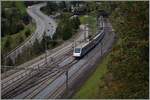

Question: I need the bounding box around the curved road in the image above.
[5,3,57,63]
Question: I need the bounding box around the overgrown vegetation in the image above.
[1,1,37,56]
[73,53,110,98]
[1,24,35,55]
[54,13,80,40]
[79,15,97,35]
[1,1,29,37]
[73,1,149,99]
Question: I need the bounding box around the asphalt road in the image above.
[5,3,57,63]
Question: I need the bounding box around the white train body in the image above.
[73,17,105,58]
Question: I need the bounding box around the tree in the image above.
[4,36,12,52]
[62,20,73,40]
[19,36,24,43]
[71,16,81,30]
[25,28,31,37]
[32,38,41,54]
[99,1,149,99]
[1,1,27,36]
[6,57,14,66]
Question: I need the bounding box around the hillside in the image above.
[73,1,149,99]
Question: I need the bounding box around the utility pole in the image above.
[45,36,48,65]
[84,25,86,41]
[29,41,31,59]
[59,65,69,96]
[4,57,7,76]
[101,41,103,56]
[74,40,76,49]
[65,70,69,94]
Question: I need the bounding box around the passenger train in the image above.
[73,17,105,58]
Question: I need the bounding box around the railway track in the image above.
[47,24,112,99]
[25,59,78,99]
[8,58,78,99]
[47,48,99,98]
[2,23,87,98]
[2,17,93,99]
[31,18,114,99]
[2,46,73,98]
[49,19,115,99]
[2,26,86,90]
[2,43,73,84]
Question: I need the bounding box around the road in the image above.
[4,3,57,63]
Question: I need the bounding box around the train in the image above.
[73,17,105,58]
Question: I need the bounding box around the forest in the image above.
[104,2,148,98]
[74,1,149,99]
[1,2,149,98]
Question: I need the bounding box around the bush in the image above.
[55,13,80,41]
[25,28,31,37]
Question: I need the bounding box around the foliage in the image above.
[104,2,149,98]
[4,36,12,52]
[25,28,31,37]
[73,1,149,99]
[54,13,80,40]
[73,54,110,99]
[71,16,81,29]
[41,1,58,15]
[1,1,28,37]
[1,23,35,56]
[1,1,36,57]
[79,15,97,35]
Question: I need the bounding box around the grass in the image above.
[1,23,36,53]
[73,53,111,99]
[15,1,26,15]
[79,15,97,35]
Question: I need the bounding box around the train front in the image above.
[73,48,81,57]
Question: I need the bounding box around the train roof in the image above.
[75,30,104,49]
[75,41,90,48]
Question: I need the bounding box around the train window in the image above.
[75,48,81,53]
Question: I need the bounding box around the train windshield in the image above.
[75,48,81,53]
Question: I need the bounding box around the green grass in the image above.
[15,1,26,15]
[79,15,97,35]
[1,23,36,53]
[73,53,111,99]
